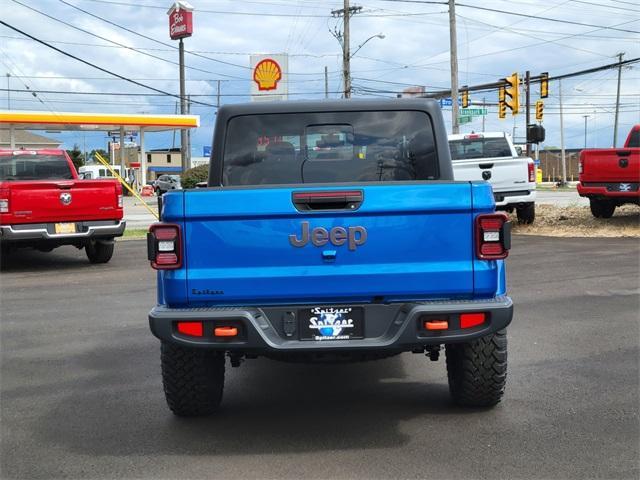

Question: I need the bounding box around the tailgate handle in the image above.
[615,150,631,157]
[479,163,494,169]
[292,190,363,211]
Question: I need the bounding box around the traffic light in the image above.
[504,72,519,115]
[498,86,506,119]
[540,72,549,98]
[535,100,544,121]
[461,88,470,108]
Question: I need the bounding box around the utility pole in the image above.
[331,1,362,98]
[583,115,589,148]
[5,73,9,109]
[178,37,190,170]
[343,0,351,98]
[172,101,178,149]
[525,70,531,157]
[186,94,191,167]
[482,97,486,132]
[216,80,221,108]
[613,52,624,147]
[448,0,459,134]
[559,78,567,186]
[324,66,329,98]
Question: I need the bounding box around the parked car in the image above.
[147,99,514,416]
[577,125,639,218]
[448,132,536,224]
[154,174,181,195]
[0,149,125,262]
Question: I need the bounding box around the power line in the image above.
[10,0,343,77]
[1,88,348,98]
[5,58,638,101]
[455,2,640,34]
[567,0,640,13]
[0,20,215,107]
[57,0,252,72]
[379,0,640,33]
[9,0,245,80]
[80,0,446,17]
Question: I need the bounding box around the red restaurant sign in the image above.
[168,2,193,40]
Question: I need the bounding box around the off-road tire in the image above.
[85,239,115,264]
[161,342,225,416]
[589,198,616,218]
[516,202,535,224]
[445,329,507,407]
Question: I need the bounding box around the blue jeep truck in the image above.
[147,99,513,416]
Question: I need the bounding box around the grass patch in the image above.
[119,228,148,240]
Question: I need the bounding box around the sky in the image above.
[1,0,639,156]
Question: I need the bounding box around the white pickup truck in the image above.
[448,132,536,224]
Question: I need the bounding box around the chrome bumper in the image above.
[0,220,126,241]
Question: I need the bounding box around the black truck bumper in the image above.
[149,296,513,355]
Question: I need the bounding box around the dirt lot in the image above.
[512,204,640,237]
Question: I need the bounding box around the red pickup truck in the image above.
[0,149,125,263]
[578,125,640,218]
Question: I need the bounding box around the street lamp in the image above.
[350,33,385,59]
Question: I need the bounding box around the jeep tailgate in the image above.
[182,183,480,305]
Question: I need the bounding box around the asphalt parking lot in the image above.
[1,237,638,479]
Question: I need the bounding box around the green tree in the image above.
[181,164,208,189]
[89,148,108,163]
[66,144,85,170]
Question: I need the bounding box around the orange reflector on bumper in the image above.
[177,321,203,337]
[460,313,486,329]
[214,326,238,337]
[424,320,448,331]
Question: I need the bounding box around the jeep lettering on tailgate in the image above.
[289,221,367,250]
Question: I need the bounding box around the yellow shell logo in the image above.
[253,59,282,91]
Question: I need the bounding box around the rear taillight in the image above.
[475,213,511,260]
[147,223,182,269]
[0,189,9,213]
[578,157,584,174]
[528,162,535,183]
[115,183,123,208]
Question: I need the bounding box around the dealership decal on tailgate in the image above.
[299,307,364,341]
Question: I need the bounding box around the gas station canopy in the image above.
[0,110,199,132]
[0,110,200,186]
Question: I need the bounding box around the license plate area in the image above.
[607,183,638,192]
[299,306,364,341]
[54,222,77,234]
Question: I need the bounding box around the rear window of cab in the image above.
[0,153,73,180]
[222,110,439,186]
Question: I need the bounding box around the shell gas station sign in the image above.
[250,54,288,102]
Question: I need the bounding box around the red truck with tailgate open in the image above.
[0,149,125,262]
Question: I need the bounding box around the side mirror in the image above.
[78,172,86,179]
[515,147,523,156]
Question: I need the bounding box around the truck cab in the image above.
[147,99,513,416]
